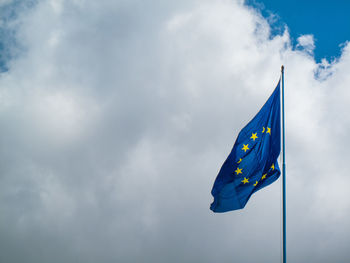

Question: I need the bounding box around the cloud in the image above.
[0,0,13,7]
[0,0,349,262]
[296,34,315,55]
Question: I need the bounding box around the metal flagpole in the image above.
[281,65,286,263]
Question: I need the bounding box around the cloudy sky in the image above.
[0,0,349,262]
[245,0,350,62]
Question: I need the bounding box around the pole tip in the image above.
[281,65,284,72]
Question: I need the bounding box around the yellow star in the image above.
[262,127,265,133]
[266,127,271,135]
[241,177,249,184]
[253,181,258,186]
[235,167,242,175]
[250,133,258,141]
[261,174,267,180]
[242,144,250,152]
[271,163,275,170]
[237,158,242,164]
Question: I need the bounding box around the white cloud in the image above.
[0,0,12,6]
[297,34,315,54]
[0,0,349,262]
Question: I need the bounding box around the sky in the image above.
[245,0,350,62]
[0,0,349,263]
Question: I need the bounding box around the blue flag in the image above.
[210,81,281,212]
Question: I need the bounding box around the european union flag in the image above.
[210,81,281,212]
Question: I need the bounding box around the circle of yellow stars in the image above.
[234,126,274,186]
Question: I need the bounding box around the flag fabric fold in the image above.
[210,81,281,212]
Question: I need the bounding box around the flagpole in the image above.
[281,65,286,263]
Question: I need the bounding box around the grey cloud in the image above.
[0,0,349,262]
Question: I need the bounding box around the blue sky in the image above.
[245,0,350,62]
